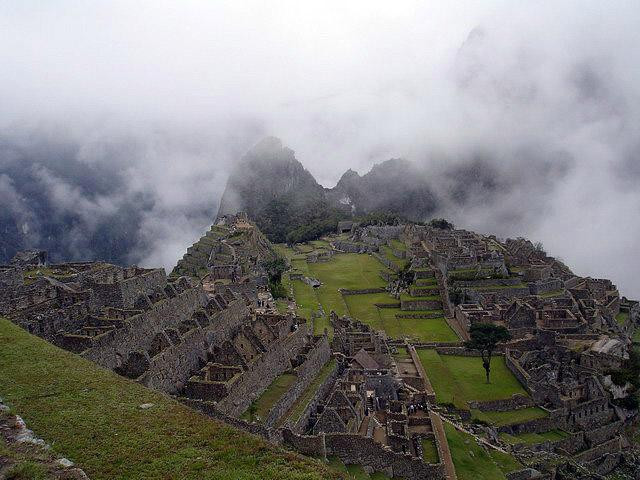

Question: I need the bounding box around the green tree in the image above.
[464,323,511,384]
[247,403,258,422]
[428,218,454,230]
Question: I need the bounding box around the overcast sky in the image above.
[1,1,639,296]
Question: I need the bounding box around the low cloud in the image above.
[0,1,638,296]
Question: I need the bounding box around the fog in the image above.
[1,1,639,296]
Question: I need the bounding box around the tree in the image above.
[262,257,287,283]
[428,218,454,230]
[247,403,258,422]
[464,323,511,384]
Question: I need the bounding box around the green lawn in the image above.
[379,245,408,269]
[400,293,441,302]
[281,360,336,425]
[499,429,569,445]
[421,438,439,463]
[473,407,549,426]
[241,373,297,422]
[444,423,520,480]
[343,293,457,343]
[416,350,531,409]
[616,312,630,326]
[0,318,344,480]
[389,239,407,252]
[378,310,458,343]
[309,254,387,290]
[308,254,386,318]
[415,278,437,286]
[291,279,319,320]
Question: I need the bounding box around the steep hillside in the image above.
[0,317,344,480]
[328,158,438,219]
[217,138,439,243]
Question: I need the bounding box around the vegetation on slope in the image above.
[0,318,345,480]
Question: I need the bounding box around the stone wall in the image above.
[263,336,331,427]
[216,324,310,417]
[400,298,442,311]
[340,288,387,296]
[82,286,207,370]
[324,433,445,480]
[468,394,535,412]
[89,268,166,309]
[180,397,282,444]
[0,266,22,289]
[283,430,446,480]
[289,361,341,433]
[140,298,250,393]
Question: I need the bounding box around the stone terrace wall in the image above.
[288,362,340,432]
[82,286,206,370]
[180,397,282,444]
[282,430,446,480]
[468,394,535,412]
[325,433,445,480]
[89,269,166,309]
[216,324,310,417]
[141,298,249,393]
[263,336,331,427]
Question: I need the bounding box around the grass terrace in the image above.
[415,278,437,286]
[416,350,545,426]
[444,423,521,480]
[280,360,336,426]
[473,407,548,427]
[241,373,297,422]
[499,429,569,445]
[400,293,441,302]
[327,457,393,479]
[0,318,344,480]
[616,311,630,326]
[379,245,408,269]
[389,239,407,252]
[539,290,565,298]
[421,438,439,463]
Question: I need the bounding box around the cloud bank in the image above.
[1,1,639,296]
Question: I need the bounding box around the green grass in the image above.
[282,360,336,425]
[378,310,458,343]
[539,289,565,298]
[241,373,297,422]
[616,312,630,326]
[400,294,441,302]
[292,279,319,321]
[379,245,408,268]
[276,299,289,314]
[309,254,387,290]
[0,318,344,480]
[421,438,439,463]
[473,407,549,426]
[499,429,569,445]
[389,239,407,252]
[308,254,386,318]
[444,422,520,480]
[5,461,49,480]
[416,350,531,409]
[633,327,640,343]
[343,293,457,343]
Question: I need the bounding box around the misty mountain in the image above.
[217,138,441,242]
[329,158,438,219]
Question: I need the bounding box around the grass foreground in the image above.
[0,318,345,480]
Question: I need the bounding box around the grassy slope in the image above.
[0,318,344,480]
[241,373,297,422]
[444,423,520,480]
